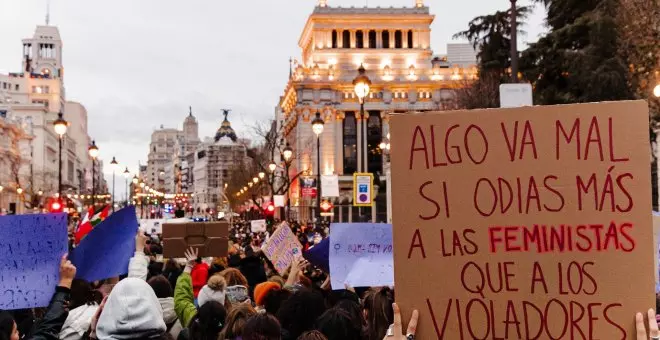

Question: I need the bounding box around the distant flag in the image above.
[74,205,110,244]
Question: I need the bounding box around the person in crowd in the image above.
[362,288,394,340]
[296,331,327,340]
[190,256,209,300]
[218,269,250,306]
[381,303,417,340]
[0,255,75,340]
[314,308,363,340]
[242,314,281,340]
[163,260,182,292]
[218,304,256,340]
[90,278,168,340]
[277,288,326,340]
[174,247,227,340]
[59,279,103,340]
[334,300,366,337]
[207,258,227,278]
[254,282,291,315]
[239,248,267,299]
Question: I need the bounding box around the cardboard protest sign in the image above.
[251,219,267,233]
[389,101,653,339]
[162,221,228,258]
[261,223,303,274]
[329,223,393,289]
[654,212,660,290]
[0,213,67,310]
[71,206,139,282]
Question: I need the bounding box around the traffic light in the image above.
[47,198,64,213]
[266,204,275,215]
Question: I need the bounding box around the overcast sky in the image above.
[0,0,546,200]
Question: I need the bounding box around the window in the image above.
[368,30,377,48]
[407,30,414,48]
[356,30,364,48]
[395,30,403,48]
[342,30,351,48]
[332,30,338,48]
[15,84,19,91]
[367,113,383,174]
[382,31,390,48]
[343,112,357,175]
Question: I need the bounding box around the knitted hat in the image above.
[198,274,227,307]
[254,282,281,307]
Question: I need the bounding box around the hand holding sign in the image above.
[58,254,76,289]
[635,309,659,340]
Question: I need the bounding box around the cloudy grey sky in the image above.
[0,0,546,200]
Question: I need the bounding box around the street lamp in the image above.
[253,177,259,184]
[258,172,265,180]
[283,142,293,162]
[268,161,277,172]
[53,112,68,198]
[88,140,99,207]
[110,156,118,212]
[353,64,371,172]
[123,167,130,206]
[311,110,325,225]
[654,84,660,98]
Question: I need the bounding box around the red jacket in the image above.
[191,262,209,298]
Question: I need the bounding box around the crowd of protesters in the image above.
[2,218,660,340]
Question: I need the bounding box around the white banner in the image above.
[273,195,285,207]
[251,219,267,233]
[321,174,339,197]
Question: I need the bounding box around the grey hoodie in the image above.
[96,278,167,340]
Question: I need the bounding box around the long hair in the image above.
[315,308,363,340]
[0,311,14,340]
[69,279,103,310]
[219,268,248,287]
[362,287,394,340]
[218,304,256,340]
[276,288,326,339]
[188,301,226,340]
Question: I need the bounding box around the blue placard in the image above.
[71,206,138,282]
[0,213,68,310]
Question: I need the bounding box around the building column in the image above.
[338,30,344,48]
[389,30,395,49]
[350,30,356,48]
[403,30,409,48]
[335,111,344,175]
[413,30,419,48]
[372,200,377,222]
[376,30,382,48]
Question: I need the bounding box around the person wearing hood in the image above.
[0,255,76,340]
[128,233,182,338]
[89,278,167,340]
[173,248,227,340]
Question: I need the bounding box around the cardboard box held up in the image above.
[389,101,653,340]
[162,222,229,258]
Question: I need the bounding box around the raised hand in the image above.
[636,309,659,340]
[135,232,149,253]
[384,303,419,340]
[58,254,76,289]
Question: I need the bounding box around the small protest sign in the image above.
[390,101,653,339]
[251,219,267,233]
[329,223,393,289]
[71,206,139,282]
[0,213,67,310]
[321,175,340,197]
[261,223,303,274]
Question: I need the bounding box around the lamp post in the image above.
[110,157,118,212]
[88,141,99,207]
[353,64,371,172]
[510,0,519,83]
[282,142,293,220]
[311,111,325,225]
[123,167,130,206]
[53,112,68,198]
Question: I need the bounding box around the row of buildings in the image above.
[0,23,106,214]
[140,109,249,215]
[139,0,478,222]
